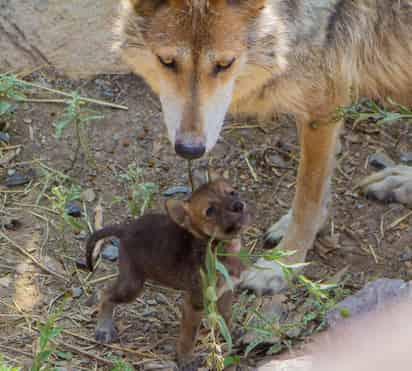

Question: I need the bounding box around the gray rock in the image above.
[368,151,395,170]
[4,173,30,187]
[326,278,411,328]
[65,203,82,217]
[71,287,83,298]
[101,243,119,262]
[400,152,412,165]
[0,132,10,143]
[75,257,88,270]
[155,293,169,305]
[144,361,177,370]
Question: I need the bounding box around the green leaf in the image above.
[216,259,234,291]
[56,351,72,360]
[340,307,350,318]
[216,314,233,352]
[205,286,218,302]
[244,337,264,357]
[267,342,283,355]
[223,355,240,367]
[0,101,11,115]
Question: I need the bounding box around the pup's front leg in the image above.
[240,118,343,295]
[177,293,203,366]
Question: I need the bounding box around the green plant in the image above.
[54,93,103,167]
[337,98,412,126]
[47,184,86,234]
[200,240,234,371]
[31,305,68,371]
[119,165,158,217]
[0,356,21,371]
[0,74,28,116]
[110,358,134,371]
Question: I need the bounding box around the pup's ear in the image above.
[165,199,188,227]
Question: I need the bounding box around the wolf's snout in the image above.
[232,201,245,213]
[174,136,206,159]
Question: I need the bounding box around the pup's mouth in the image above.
[224,212,251,236]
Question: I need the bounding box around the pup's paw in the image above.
[357,165,412,205]
[264,211,292,245]
[177,354,197,371]
[95,324,118,343]
[239,258,288,296]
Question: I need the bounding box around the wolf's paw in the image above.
[264,211,292,245]
[239,258,288,296]
[95,323,118,343]
[357,165,412,206]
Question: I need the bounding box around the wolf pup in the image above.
[114,0,412,295]
[86,179,250,363]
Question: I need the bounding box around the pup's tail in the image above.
[86,225,123,272]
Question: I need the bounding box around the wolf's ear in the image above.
[128,0,168,15]
[165,199,189,227]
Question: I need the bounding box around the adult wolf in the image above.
[115,0,412,294]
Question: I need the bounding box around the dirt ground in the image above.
[0,69,411,370]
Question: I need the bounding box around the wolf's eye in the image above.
[229,190,238,197]
[214,58,236,74]
[206,206,216,217]
[158,56,176,69]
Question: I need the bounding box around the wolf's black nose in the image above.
[232,201,244,213]
[175,141,205,159]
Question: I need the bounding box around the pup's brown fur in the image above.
[114,0,412,293]
[86,179,250,363]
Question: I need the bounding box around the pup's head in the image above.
[116,0,289,159]
[165,179,251,240]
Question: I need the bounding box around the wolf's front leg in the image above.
[240,119,343,295]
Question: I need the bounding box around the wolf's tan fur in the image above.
[115,0,412,282]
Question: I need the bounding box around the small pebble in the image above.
[23,118,33,124]
[71,287,83,298]
[74,231,88,241]
[0,132,10,143]
[142,309,157,317]
[102,243,119,262]
[163,186,191,197]
[146,299,157,305]
[368,151,395,170]
[7,169,16,176]
[75,257,88,270]
[4,173,30,187]
[155,293,169,305]
[400,249,412,262]
[65,203,82,218]
[400,152,412,165]
[81,188,96,202]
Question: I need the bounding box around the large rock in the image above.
[0,0,129,77]
[326,278,411,328]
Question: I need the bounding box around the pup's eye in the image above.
[214,58,236,74]
[158,56,176,69]
[206,206,216,217]
[229,190,238,197]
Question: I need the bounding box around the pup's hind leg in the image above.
[95,270,144,343]
[177,293,203,366]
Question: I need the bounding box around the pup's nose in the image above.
[175,140,205,159]
[232,201,244,213]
